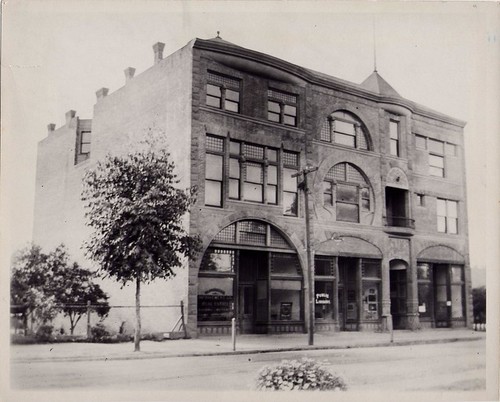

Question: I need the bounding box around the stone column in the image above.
[381,256,392,332]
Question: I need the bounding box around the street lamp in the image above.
[293,165,318,346]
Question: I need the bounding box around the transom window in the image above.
[267,89,298,127]
[320,111,369,150]
[205,134,299,215]
[206,71,240,113]
[323,162,371,223]
[437,198,458,234]
[212,220,293,249]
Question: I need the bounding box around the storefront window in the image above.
[198,277,234,322]
[362,282,380,320]
[315,281,334,319]
[270,280,301,321]
[417,282,432,317]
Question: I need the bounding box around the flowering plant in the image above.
[256,357,347,391]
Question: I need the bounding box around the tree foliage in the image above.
[81,142,200,350]
[10,244,109,334]
[472,286,486,323]
[81,146,200,285]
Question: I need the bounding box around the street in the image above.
[10,339,485,392]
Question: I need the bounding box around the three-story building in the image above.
[33,36,472,337]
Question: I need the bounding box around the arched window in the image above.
[323,163,371,223]
[320,111,369,150]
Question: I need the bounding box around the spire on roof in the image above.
[216,31,221,39]
[360,71,400,97]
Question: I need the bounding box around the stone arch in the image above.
[314,161,376,226]
[417,245,465,264]
[389,258,409,270]
[386,167,409,190]
[316,234,382,258]
[196,211,306,275]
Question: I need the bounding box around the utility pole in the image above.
[293,165,318,346]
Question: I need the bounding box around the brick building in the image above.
[33,36,472,337]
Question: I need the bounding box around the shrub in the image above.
[90,323,111,342]
[35,325,54,343]
[256,357,347,391]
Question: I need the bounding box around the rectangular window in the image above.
[445,143,457,156]
[336,183,359,222]
[244,162,264,202]
[75,130,91,164]
[229,158,240,199]
[428,138,444,154]
[389,121,399,156]
[315,281,334,320]
[415,134,426,150]
[450,265,464,319]
[205,153,223,207]
[283,151,299,216]
[416,193,425,207]
[437,198,458,234]
[206,71,240,113]
[334,120,356,147]
[429,154,444,177]
[268,89,298,127]
[323,181,333,206]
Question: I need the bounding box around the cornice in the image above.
[193,38,466,129]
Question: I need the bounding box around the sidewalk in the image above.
[11,328,485,363]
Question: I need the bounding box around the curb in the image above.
[11,335,484,364]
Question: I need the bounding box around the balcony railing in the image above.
[384,216,415,229]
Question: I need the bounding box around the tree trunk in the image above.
[134,276,141,352]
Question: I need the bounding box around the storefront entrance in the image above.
[390,260,408,329]
[197,220,304,335]
[338,257,359,331]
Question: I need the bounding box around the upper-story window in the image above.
[389,120,400,156]
[323,162,371,223]
[320,111,369,150]
[205,134,299,216]
[414,134,457,178]
[267,89,297,127]
[437,198,458,234]
[75,130,91,164]
[206,71,240,113]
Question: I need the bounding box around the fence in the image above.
[10,301,188,339]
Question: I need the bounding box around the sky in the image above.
[2,1,499,287]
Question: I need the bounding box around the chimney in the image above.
[96,87,109,101]
[65,110,76,125]
[124,67,136,82]
[153,42,165,64]
[47,123,56,134]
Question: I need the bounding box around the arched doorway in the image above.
[390,259,409,329]
[197,220,303,334]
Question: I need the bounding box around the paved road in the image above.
[11,339,485,392]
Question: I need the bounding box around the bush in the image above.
[90,323,111,342]
[256,357,347,391]
[472,286,486,323]
[35,325,54,343]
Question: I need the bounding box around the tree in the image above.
[472,286,486,323]
[10,244,110,334]
[54,262,110,335]
[11,244,64,333]
[81,143,200,351]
